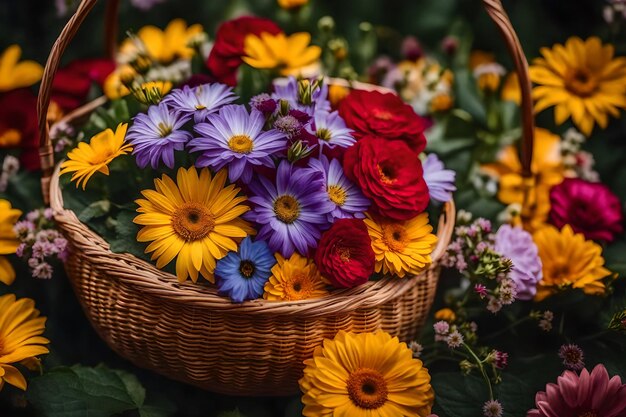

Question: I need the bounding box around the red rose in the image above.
[343,135,429,220]
[51,58,115,111]
[339,89,427,152]
[550,178,624,242]
[315,219,375,288]
[206,16,281,86]
[0,88,39,170]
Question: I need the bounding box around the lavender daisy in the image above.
[163,83,237,123]
[306,111,355,151]
[423,153,456,203]
[247,160,333,257]
[189,105,287,183]
[494,224,543,301]
[308,155,370,221]
[126,102,192,169]
[272,76,331,116]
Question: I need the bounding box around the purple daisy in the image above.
[163,83,237,123]
[189,105,287,183]
[423,153,456,203]
[126,102,192,169]
[306,111,355,151]
[272,76,331,116]
[308,155,370,221]
[247,160,333,257]
[494,224,543,301]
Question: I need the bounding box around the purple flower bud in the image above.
[401,36,423,61]
[250,93,277,114]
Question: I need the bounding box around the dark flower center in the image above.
[565,68,598,97]
[172,203,215,241]
[377,163,397,184]
[347,368,388,410]
[274,195,300,224]
[239,260,256,278]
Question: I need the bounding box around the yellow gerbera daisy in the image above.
[242,32,321,76]
[134,167,254,283]
[0,45,43,92]
[120,19,203,65]
[481,128,564,231]
[263,253,328,301]
[0,294,50,391]
[530,37,626,136]
[0,200,21,286]
[60,123,132,190]
[299,330,434,417]
[364,212,437,278]
[533,224,611,301]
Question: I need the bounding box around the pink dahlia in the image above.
[549,178,624,242]
[527,364,626,417]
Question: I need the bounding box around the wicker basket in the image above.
[36,0,535,396]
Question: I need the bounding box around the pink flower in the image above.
[475,284,488,298]
[549,178,624,242]
[527,364,626,417]
[559,344,585,371]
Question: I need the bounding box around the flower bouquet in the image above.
[36,0,455,396]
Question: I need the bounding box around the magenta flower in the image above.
[527,364,626,417]
[550,178,624,242]
[558,344,585,371]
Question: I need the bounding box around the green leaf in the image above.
[77,200,111,222]
[112,368,146,407]
[27,365,144,417]
[431,373,487,417]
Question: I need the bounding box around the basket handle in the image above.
[36,0,534,204]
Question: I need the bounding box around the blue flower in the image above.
[247,160,334,257]
[423,153,456,203]
[308,155,370,221]
[163,83,237,123]
[189,104,287,183]
[126,102,192,169]
[215,237,276,303]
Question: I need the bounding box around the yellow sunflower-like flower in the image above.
[530,37,626,136]
[299,330,434,417]
[533,225,611,301]
[60,123,132,190]
[242,32,321,76]
[277,0,308,9]
[0,45,43,92]
[263,253,328,301]
[481,128,564,231]
[364,212,437,278]
[120,18,204,65]
[134,167,254,283]
[0,294,50,391]
[434,308,457,323]
[0,200,21,286]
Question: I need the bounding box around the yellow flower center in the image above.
[239,260,256,278]
[0,129,21,147]
[195,104,207,110]
[157,122,173,138]
[565,68,598,97]
[338,246,351,263]
[347,368,388,410]
[382,224,408,252]
[228,134,254,154]
[316,128,332,141]
[171,202,215,241]
[327,185,347,206]
[274,195,300,224]
[377,163,397,185]
[373,109,393,121]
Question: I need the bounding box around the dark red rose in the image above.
[550,178,624,242]
[339,89,427,152]
[0,88,39,170]
[315,219,375,288]
[51,58,115,111]
[206,16,281,86]
[343,135,429,220]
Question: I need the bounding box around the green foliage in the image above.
[27,365,175,417]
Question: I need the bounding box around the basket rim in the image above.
[49,99,455,317]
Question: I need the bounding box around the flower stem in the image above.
[463,343,494,400]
